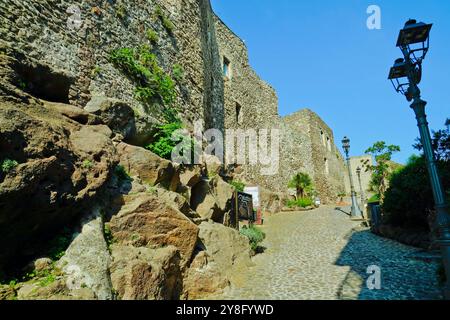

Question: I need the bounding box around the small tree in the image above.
[365,141,401,202]
[288,172,313,199]
[414,118,450,161]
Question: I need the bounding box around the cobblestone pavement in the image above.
[214,206,443,300]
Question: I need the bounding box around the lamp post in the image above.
[388,19,450,299]
[342,136,363,219]
[356,166,366,207]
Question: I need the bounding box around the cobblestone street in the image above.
[215,206,443,300]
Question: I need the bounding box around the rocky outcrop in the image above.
[116,142,178,191]
[110,245,182,300]
[57,208,113,300]
[183,221,253,299]
[190,176,235,223]
[84,95,136,142]
[108,193,199,267]
[0,97,117,273]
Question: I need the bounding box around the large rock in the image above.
[183,222,253,299]
[110,245,182,300]
[201,154,223,177]
[85,95,135,141]
[156,188,200,220]
[46,101,102,126]
[179,165,203,188]
[108,193,199,267]
[116,142,178,190]
[190,176,235,223]
[57,208,113,300]
[0,98,117,273]
[84,95,160,146]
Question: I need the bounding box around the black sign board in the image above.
[235,191,254,221]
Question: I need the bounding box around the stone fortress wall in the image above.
[213,14,347,203]
[0,0,347,203]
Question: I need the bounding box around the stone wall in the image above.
[0,0,346,204]
[0,0,222,140]
[214,16,346,203]
[283,110,347,203]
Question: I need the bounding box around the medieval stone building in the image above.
[0,0,346,203]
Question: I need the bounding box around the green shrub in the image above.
[287,198,313,208]
[146,29,159,43]
[230,181,245,193]
[1,159,18,173]
[240,225,265,251]
[39,273,56,287]
[146,122,197,162]
[109,46,177,116]
[288,172,313,199]
[382,155,450,230]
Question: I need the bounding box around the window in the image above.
[235,102,243,125]
[223,56,231,78]
[324,158,329,175]
[327,137,331,151]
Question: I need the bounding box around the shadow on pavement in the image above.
[334,228,444,300]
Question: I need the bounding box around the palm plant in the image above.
[288,172,313,199]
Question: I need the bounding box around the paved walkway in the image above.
[215,206,443,300]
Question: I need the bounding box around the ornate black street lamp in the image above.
[356,166,366,207]
[388,19,450,299]
[342,137,363,219]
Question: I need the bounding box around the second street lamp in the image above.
[388,19,450,299]
[356,166,366,207]
[342,137,363,219]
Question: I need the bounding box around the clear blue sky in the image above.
[211,0,450,164]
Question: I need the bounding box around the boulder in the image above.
[108,193,199,267]
[46,101,102,126]
[179,165,203,188]
[0,99,117,272]
[156,188,200,220]
[84,94,162,146]
[183,222,253,299]
[84,95,135,140]
[57,208,113,300]
[116,142,178,191]
[110,245,182,300]
[211,176,235,213]
[201,154,223,177]
[190,176,234,223]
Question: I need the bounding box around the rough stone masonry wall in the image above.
[284,110,347,203]
[0,0,223,136]
[213,16,284,190]
[0,0,346,203]
[214,16,346,203]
